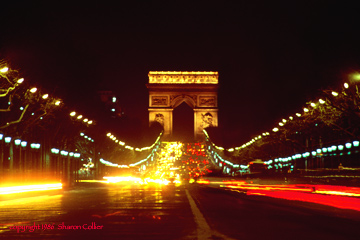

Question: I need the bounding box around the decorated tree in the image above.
[230,74,360,170]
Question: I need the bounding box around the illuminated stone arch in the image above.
[171,95,196,109]
[147,71,218,141]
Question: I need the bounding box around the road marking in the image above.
[185,189,212,239]
[185,189,238,240]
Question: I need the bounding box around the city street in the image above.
[2,2,360,240]
[0,182,196,240]
[1,181,360,240]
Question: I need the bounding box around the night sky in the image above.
[1,1,360,145]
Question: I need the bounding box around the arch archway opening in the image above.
[172,102,194,142]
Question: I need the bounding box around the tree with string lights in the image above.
[0,61,62,137]
[231,73,360,171]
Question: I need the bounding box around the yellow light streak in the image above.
[103,176,142,183]
[144,178,170,185]
[314,190,360,197]
[0,183,62,195]
[78,180,108,183]
[0,194,62,208]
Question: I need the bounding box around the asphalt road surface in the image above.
[1,182,359,240]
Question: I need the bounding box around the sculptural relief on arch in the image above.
[146,71,218,141]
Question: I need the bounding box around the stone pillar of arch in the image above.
[147,71,218,141]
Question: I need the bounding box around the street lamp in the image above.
[60,150,68,156]
[14,139,21,146]
[51,148,60,154]
[332,91,339,97]
[30,87,37,93]
[30,143,41,149]
[0,67,8,73]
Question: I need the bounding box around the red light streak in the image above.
[197,179,210,184]
[217,180,360,211]
[247,190,360,211]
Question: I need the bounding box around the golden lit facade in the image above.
[148,71,218,84]
[147,71,219,141]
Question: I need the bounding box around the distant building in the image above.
[147,71,218,141]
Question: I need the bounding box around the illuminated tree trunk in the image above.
[9,142,13,173]
[0,141,3,178]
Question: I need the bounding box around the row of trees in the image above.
[0,60,99,183]
[0,60,157,184]
[214,74,360,169]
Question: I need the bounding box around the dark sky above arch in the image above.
[1,0,360,145]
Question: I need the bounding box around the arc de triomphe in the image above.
[146,71,218,141]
